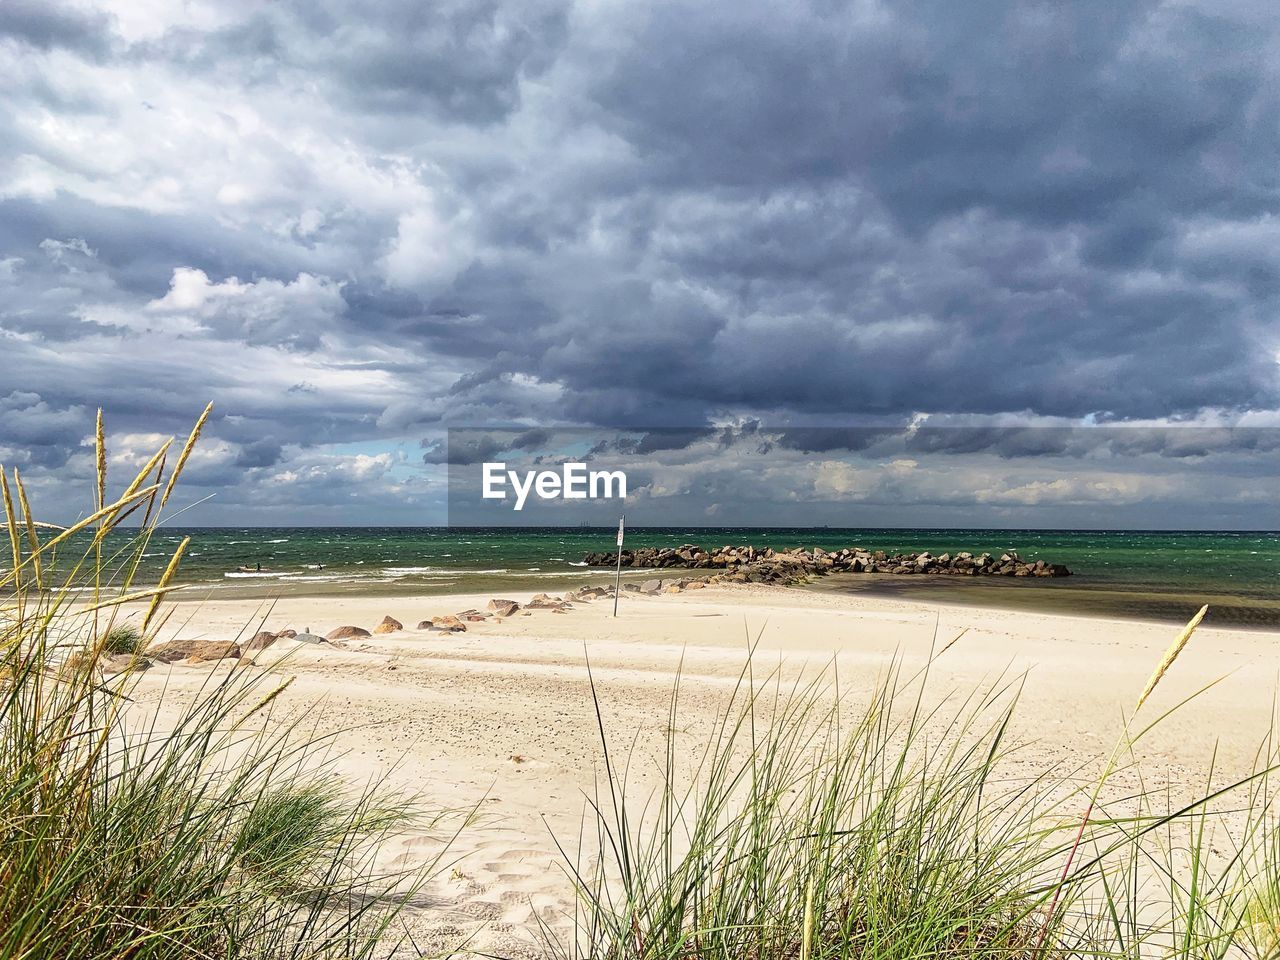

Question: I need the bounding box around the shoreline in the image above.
[97,526,1280,629]
[163,574,1280,638]
[159,565,1280,631]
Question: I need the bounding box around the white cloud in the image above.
[380,203,476,292]
[146,268,346,346]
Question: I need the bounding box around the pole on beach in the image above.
[613,516,624,617]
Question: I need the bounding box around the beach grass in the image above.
[0,407,446,959]
[559,625,1280,960]
[98,621,145,655]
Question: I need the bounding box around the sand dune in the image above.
[120,582,1280,956]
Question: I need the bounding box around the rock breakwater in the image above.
[582,544,1071,586]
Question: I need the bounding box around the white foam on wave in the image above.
[384,569,465,580]
[515,570,602,578]
[276,573,352,583]
[223,571,285,579]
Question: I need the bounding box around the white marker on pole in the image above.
[613,516,625,617]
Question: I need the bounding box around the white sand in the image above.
[122,582,1280,957]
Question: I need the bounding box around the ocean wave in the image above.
[223,571,285,579]
[382,566,438,574]
[384,569,467,580]
[514,570,604,578]
[566,561,589,567]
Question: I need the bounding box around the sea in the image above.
[85,527,1280,629]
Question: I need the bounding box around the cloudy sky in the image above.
[0,0,1278,526]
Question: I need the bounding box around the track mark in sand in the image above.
[394,824,575,955]
[453,899,503,921]
[491,847,551,861]
[398,833,438,850]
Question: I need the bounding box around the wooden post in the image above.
[613,516,624,617]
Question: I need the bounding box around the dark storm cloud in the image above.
[0,196,326,300]
[586,429,719,456]
[0,0,112,56]
[774,428,904,455]
[233,437,284,469]
[423,428,553,465]
[0,0,1278,522]
[452,0,1279,421]
[147,0,571,124]
[905,428,1077,459]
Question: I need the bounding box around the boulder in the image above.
[244,631,280,651]
[147,640,240,664]
[275,628,297,639]
[428,615,467,632]
[373,616,403,634]
[101,654,151,675]
[292,631,328,644]
[487,599,521,617]
[326,625,371,640]
[577,542,1070,580]
[59,651,94,675]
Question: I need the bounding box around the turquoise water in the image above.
[96,527,1280,627]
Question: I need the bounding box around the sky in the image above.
[0,0,1278,527]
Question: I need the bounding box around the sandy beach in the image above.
[114,581,1280,957]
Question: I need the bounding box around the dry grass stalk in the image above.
[95,408,106,515]
[1135,603,1209,712]
[13,470,43,591]
[1035,603,1212,956]
[160,402,213,509]
[140,536,189,634]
